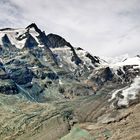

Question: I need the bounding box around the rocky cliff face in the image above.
[0,23,140,140]
[0,23,103,100]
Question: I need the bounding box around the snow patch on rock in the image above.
[110,76,140,107]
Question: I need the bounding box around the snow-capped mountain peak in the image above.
[0,23,102,74]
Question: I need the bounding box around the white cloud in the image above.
[0,0,140,57]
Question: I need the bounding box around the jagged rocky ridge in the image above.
[0,23,140,140]
[0,23,103,101]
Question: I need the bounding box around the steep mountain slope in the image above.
[0,23,103,101]
[0,24,140,140]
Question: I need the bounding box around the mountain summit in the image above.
[0,24,140,140]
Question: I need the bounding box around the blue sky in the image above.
[0,0,140,57]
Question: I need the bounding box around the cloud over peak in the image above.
[0,0,140,56]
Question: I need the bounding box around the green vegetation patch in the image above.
[60,125,95,140]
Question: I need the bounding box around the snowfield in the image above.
[110,76,140,107]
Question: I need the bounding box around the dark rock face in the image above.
[85,53,100,64]
[24,34,38,49]
[104,67,114,81]
[68,44,82,65]
[0,68,9,79]
[76,47,84,50]
[90,67,113,87]
[46,34,82,65]
[46,34,68,48]
[1,35,16,53]
[0,79,18,94]
[16,31,29,41]
[116,65,140,83]
[9,67,34,85]
[2,34,11,48]
[0,28,14,31]
[26,23,58,65]
[46,72,59,80]
[26,23,42,34]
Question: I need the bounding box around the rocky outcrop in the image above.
[0,79,18,94]
[0,68,9,79]
[46,33,82,65]
[9,67,34,85]
[2,34,12,48]
[24,34,38,49]
[88,67,114,90]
